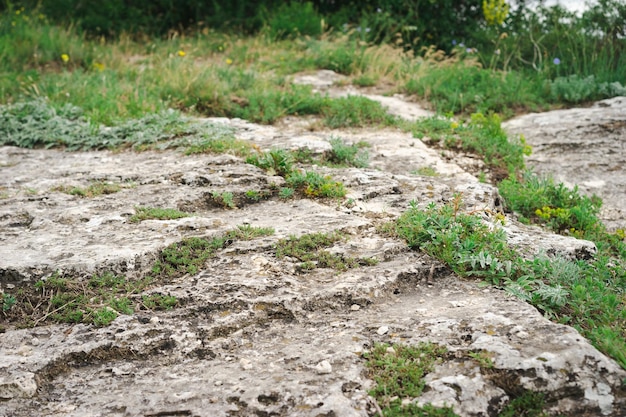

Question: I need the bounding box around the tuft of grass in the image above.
[129,207,191,223]
[324,137,370,168]
[285,170,346,199]
[323,95,395,128]
[152,225,274,278]
[499,391,547,417]
[53,181,124,197]
[275,231,377,272]
[211,191,237,209]
[407,112,530,180]
[363,342,458,416]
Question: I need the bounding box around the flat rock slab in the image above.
[504,96,626,231]
[0,115,623,416]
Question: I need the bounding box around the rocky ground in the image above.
[1,73,625,416]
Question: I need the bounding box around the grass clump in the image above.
[152,225,275,278]
[129,207,191,223]
[363,342,458,416]
[275,231,377,272]
[395,199,626,369]
[53,181,124,197]
[324,136,369,168]
[408,112,530,180]
[323,95,394,128]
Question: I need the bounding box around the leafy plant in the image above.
[324,137,369,168]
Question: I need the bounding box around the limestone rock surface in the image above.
[1,89,625,416]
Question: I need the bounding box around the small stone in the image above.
[214,380,223,386]
[240,358,253,370]
[419,299,426,303]
[350,304,361,311]
[149,316,160,324]
[315,360,332,375]
[385,347,396,355]
[376,326,389,335]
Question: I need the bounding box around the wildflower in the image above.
[365,27,371,33]
[553,57,561,65]
[226,58,233,65]
[483,0,509,26]
[218,45,223,52]
[377,8,382,13]
[459,42,465,47]
[177,50,186,57]
[356,26,362,32]
[92,62,105,71]
[452,39,457,46]
[451,121,459,129]
[494,49,501,55]
[61,54,69,63]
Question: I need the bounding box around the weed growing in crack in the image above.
[395,199,626,369]
[211,191,237,209]
[285,171,346,199]
[498,391,547,417]
[52,181,125,198]
[412,166,440,177]
[152,225,275,278]
[325,137,369,168]
[129,206,191,223]
[363,342,458,416]
[275,231,377,272]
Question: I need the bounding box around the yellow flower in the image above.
[61,54,69,63]
[177,50,186,57]
[92,62,105,72]
[483,0,509,26]
[450,121,459,129]
[226,58,233,65]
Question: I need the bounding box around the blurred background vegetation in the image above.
[1,0,625,121]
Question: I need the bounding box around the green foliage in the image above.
[152,225,274,278]
[1,293,16,312]
[498,172,603,235]
[549,75,626,104]
[363,342,457,416]
[323,95,394,128]
[499,391,547,417]
[285,170,346,199]
[264,1,322,40]
[325,137,369,168]
[129,207,191,223]
[0,99,232,150]
[409,113,528,179]
[395,199,626,369]
[405,64,548,117]
[53,181,124,198]
[142,294,179,310]
[275,231,377,272]
[247,149,294,177]
[211,191,236,209]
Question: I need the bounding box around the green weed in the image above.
[324,137,369,168]
[129,207,191,223]
[275,231,377,271]
[152,225,274,278]
[499,391,547,417]
[323,95,394,128]
[412,167,440,177]
[395,199,626,369]
[142,294,179,310]
[52,182,123,198]
[363,342,458,416]
[285,170,346,199]
[408,113,530,179]
[211,191,237,209]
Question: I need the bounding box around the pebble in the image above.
[149,316,160,324]
[376,326,389,335]
[385,347,396,355]
[214,380,223,386]
[350,304,360,311]
[315,360,332,374]
[240,358,253,370]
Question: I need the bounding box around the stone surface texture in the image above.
[1,72,625,416]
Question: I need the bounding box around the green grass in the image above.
[407,112,530,180]
[52,181,125,197]
[275,231,377,272]
[129,207,191,223]
[363,342,458,416]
